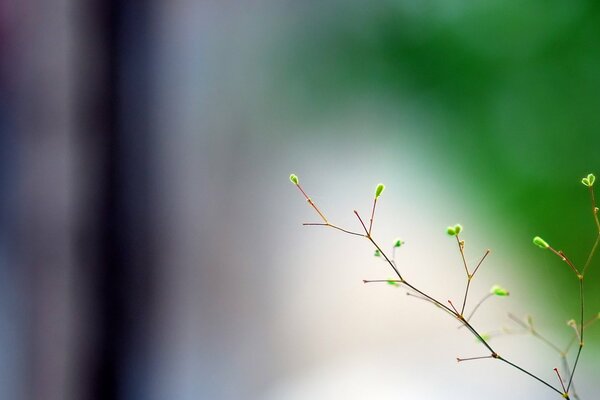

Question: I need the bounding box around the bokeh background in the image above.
[1,1,599,399]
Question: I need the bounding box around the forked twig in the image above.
[290,173,599,399]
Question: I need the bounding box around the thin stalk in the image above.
[461,277,472,317]
[548,246,580,276]
[294,183,328,223]
[583,185,600,276]
[464,293,494,323]
[472,249,491,277]
[498,356,565,397]
[303,222,366,237]
[507,313,565,355]
[566,278,584,392]
[456,235,470,276]
[368,197,377,236]
[554,368,568,395]
[561,356,579,400]
[457,355,494,362]
[455,234,472,316]
[354,210,370,237]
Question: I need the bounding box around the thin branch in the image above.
[497,356,565,397]
[302,222,367,237]
[583,185,600,276]
[363,279,403,284]
[582,234,599,277]
[455,234,472,316]
[457,355,494,362]
[294,183,328,223]
[507,313,564,355]
[461,278,472,317]
[448,300,460,315]
[456,235,470,276]
[368,197,377,236]
[548,246,580,276]
[553,368,568,395]
[354,210,369,236]
[406,292,439,305]
[472,249,491,277]
[463,293,494,324]
[561,356,579,400]
[591,185,600,233]
[566,278,584,392]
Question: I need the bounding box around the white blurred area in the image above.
[143,2,594,400]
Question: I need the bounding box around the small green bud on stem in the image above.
[582,173,595,187]
[533,236,549,249]
[393,238,404,248]
[375,183,385,198]
[446,224,463,236]
[490,284,510,296]
[374,249,381,257]
[289,173,299,185]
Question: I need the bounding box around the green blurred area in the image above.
[269,0,600,346]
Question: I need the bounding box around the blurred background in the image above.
[1,0,599,399]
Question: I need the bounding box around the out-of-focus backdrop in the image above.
[1,1,599,399]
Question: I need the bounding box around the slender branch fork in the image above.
[292,178,598,399]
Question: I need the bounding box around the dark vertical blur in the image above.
[77,1,157,400]
[78,1,156,400]
[1,0,157,399]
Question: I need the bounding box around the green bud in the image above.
[289,173,299,185]
[446,224,462,236]
[490,284,510,296]
[582,173,595,187]
[477,333,491,343]
[393,238,404,248]
[533,236,549,249]
[375,183,385,198]
[567,319,577,328]
[387,279,400,287]
[374,249,381,257]
[588,173,595,186]
[582,177,590,186]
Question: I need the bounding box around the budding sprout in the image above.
[375,183,385,198]
[289,173,299,185]
[393,238,404,248]
[446,224,462,236]
[477,333,491,343]
[533,236,549,249]
[581,173,595,187]
[387,280,400,287]
[374,249,381,257]
[490,284,510,297]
